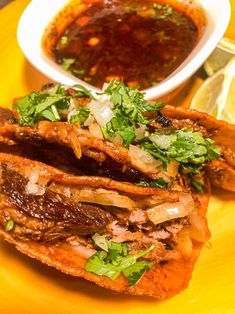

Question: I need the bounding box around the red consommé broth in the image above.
[43,0,206,90]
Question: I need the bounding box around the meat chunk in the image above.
[1,164,113,236]
[0,152,193,244]
[0,201,76,242]
[0,152,182,199]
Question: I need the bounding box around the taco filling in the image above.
[0,81,233,298]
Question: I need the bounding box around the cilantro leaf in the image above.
[35,95,67,115]
[54,84,67,96]
[92,233,110,252]
[153,3,173,19]
[60,58,76,70]
[104,115,136,147]
[84,251,121,280]
[101,80,164,123]
[14,82,97,127]
[122,260,154,286]
[109,241,129,257]
[142,128,220,173]
[137,177,169,189]
[140,141,169,164]
[117,244,155,269]
[99,80,164,147]
[84,236,155,285]
[120,127,136,147]
[92,233,129,258]
[14,92,44,126]
[69,106,90,125]
[73,84,96,100]
[14,89,70,126]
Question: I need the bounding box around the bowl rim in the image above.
[17,0,231,100]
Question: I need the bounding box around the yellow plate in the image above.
[0,1,235,313]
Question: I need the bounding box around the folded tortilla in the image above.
[0,84,233,299]
[0,152,209,299]
[1,104,235,190]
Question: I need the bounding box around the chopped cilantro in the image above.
[73,84,96,100]
[100,80,164,147]
[92,233,110,252]
[84,233,155,286]
[72,68,86,76]
[104,114,136,147]
[153,3,173,18]
[14,83,95,126]
[92,233,129,257]
[84,251,121,279]
[12,80,221,181]
[122,260,154,286]
[6,219,14,232]
[101,80,164,123]
[153,3,164,10]
[69,106,90,126]
[137,177,169,189]
[13,89,69,126]
[60,58,76,70]
[141,128,220,173]
[54,84,67,96]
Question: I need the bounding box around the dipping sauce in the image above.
[44,0,199,90]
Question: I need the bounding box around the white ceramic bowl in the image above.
[17,0,231,100]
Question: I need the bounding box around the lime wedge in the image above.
[191,56,235,123]
[204,38,235,77]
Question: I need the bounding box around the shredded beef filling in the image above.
[0,163,189,250]
[1,165,113,236]
[0,141,147,182]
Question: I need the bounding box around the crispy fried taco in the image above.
[0,81,233,299]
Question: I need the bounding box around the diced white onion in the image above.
[49,185,135,209]
[150,134,176,149]
[176,228,193,257]
[84,114,94,127]
[25,169,46,196]
[147,194,194,225]
[88,100,114,127]
[25,182,45,196]
[189,211,210,242]
[135,124,147,141]
[180,194,195,210]
[111,134,123,146]
[88,123,104,139]
[67,98,78,123]
[72,190,135,209]
[71,244,96,259]
[129,144,162,173]
[28,170,39,184]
